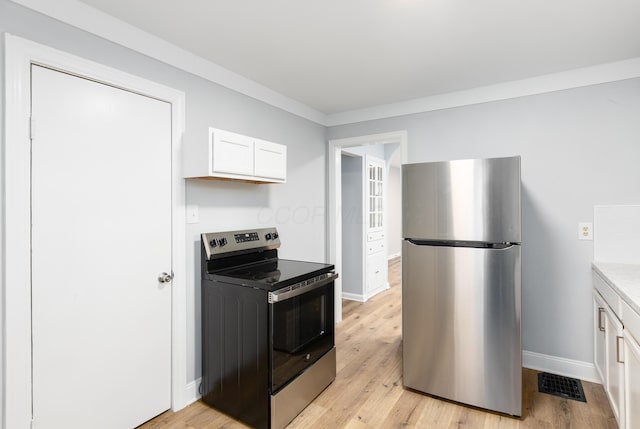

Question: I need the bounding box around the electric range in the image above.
[200,227,337,429]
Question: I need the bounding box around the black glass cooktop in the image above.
[209,259,334,291]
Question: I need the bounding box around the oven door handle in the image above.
[268,272,339,303]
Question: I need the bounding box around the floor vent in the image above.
[538,372,587,402]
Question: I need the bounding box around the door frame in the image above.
[3,33,188,428]
[327,131,407,322]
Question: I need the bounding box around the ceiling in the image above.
[76,0,640,115]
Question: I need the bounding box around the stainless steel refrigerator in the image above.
[402,156,522,416]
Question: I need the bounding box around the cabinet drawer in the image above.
[367,231,385,242]
[623,300,640,345]
[367,240,385,255]
[593,270,623,319]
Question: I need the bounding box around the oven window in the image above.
[274,292,324,353]
[271,282,334,393]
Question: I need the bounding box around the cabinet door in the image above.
[625,330,640,429]
[593,291,607,385]
[212,129,254,176]
[365,156,385,232]
[366,250,386,295]
[254,139,286,180]
[605,310,625,429]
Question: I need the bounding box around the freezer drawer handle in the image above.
[598,307,605,332]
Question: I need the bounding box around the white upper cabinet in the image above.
[212,129,254,176]
[184,127,286,183]
[254,139,287,180]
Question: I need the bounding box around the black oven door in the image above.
[270,276,335,393]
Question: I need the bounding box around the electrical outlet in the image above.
[578,222,593,240]
[187,204,199,224]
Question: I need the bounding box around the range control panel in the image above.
[202,227,280,260]
[234,232,259,243]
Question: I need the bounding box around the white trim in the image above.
[326,57,640,126]
[367,283,390,301]
[342,283,390,303]
[183,377,202,407]
[10,1,640,128]
[8,0,326,125]
[342,292,367,303]
[523,350,600,384]
[3,33,188,428]
[387,252,401,261]
[327,131,407,323]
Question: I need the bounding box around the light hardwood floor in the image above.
[142,258,616,428]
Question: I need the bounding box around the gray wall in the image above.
[328,78,640,364]
[0,0,326,386]
[341,155,364,295]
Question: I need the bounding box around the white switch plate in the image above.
[186,204,199,224]
[578,222,593,240]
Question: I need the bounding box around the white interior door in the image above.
[31,65,172,428]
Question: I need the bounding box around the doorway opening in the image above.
[327,131,408,322]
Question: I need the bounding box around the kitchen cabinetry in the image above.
[624,329,640,429]
[592,264,640,429]
[341,154,389,302]
[623,299,640,429]
[593,270,625,428]
[364,156,388,297]
[212,129,254,176]
[254,139,286,180]
[184,127,286,183]
[604,306,625,427]
[593,291,606,384]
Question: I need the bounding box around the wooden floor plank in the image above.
[141,257,615,429]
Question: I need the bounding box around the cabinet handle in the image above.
[598,307,605,332]
[617,336,624,364]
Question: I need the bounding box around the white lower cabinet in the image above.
[593,265,640,429]
[604,308,625,429]
[593,291,607,384]
[624,330,640,429]
[366,249,387,296]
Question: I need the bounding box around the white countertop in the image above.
[592,262,640,315]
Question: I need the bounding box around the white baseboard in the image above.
[387,252,401,260]
[343,283,390,303]
[367,283,390,300]
[523,350,601,384]
[342,292,366,302]
[183,377,202,407]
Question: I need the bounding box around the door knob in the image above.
[158,272,173,283]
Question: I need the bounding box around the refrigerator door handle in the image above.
[405,239,519,249]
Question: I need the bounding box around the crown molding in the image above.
[326,57,640,126]
[9,0,328,125]
[10,0,640,128]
